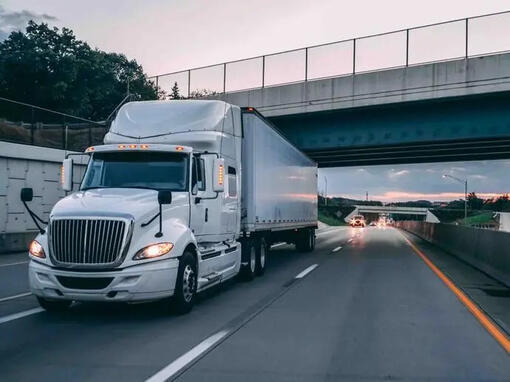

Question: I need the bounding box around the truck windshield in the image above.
[81,151,189,191]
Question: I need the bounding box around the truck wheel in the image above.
[255,238,267,276]
[173,250,197,314]
[241,240,256,281]
[36,297,72,312]
[296,229,315,252]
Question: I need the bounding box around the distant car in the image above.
[369,221,377,226]
[350,215,366,228]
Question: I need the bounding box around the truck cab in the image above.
[23,100,317,314]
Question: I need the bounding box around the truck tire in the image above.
[241,240,256,281]
[255,238,267,276]
[173,250,197,314]
[37,297,72,312]
[296,229,315,252]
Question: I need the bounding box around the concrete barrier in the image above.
[0,142,86,253]
[397,221,510,287]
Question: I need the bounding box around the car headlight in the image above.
[133,242,174,260]
[29,240,46,258]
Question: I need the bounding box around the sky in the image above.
[1,0,510,202]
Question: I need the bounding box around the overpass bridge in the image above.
[152,11,510,166]
[345,205,440,223]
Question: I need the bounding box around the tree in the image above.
[189,88,218,98]
[467,192,484,210]
[0,21,161,121]
[169,81,182,99]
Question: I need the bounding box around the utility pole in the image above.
[366,191,368,202]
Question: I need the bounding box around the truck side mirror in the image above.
[20,187,33,202]
[213,158,225,192]
[20,187,47,234]
[158,190,172,205]
[61,158,73,191]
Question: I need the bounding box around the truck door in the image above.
[190,155,224,240]
[224,164,239,235]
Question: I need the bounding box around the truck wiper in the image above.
[119,186,158,191]
[80,187,106,191]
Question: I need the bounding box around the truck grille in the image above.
[50,219,128,265]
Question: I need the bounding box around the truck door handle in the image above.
[205,208,208,222]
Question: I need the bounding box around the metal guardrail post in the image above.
[262,56,265,88]
[305,48,308,81]
[352,39,356,74]
[465,18,469,58]
[223,63,227,93]
[187,70,191,98]
[30,107,35,145]
[406,29,409,67]
[62,116,67,150]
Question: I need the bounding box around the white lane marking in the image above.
[295,264,319,279]
[0,307,44,325]
[347,238,353,243]
[316,227,345,237]
[271,243,286,248]
[332,246,342,252]
[0,292,32,303]
[0,261,29,268]
[145,329,229,382]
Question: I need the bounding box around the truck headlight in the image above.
[133,242,174,260]
[29,240,46,258]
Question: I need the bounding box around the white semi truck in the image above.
[22,100,317,313]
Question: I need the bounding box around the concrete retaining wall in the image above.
[397,221,510,287]
[0,141,86,253]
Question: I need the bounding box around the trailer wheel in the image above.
[37,297,72,312]
[296,229,315,252]
[241,240,256,281]
[255,238,267,276]
[173,250,197,314]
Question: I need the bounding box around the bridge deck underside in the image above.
[270,92,510,167]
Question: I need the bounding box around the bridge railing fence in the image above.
[150,10,510,98]
[0,97,109,152]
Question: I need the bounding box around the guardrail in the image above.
[150,10,510,98]
[0,97,109,151]
[397,221,510,287]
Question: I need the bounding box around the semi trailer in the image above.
[22,100,318,313]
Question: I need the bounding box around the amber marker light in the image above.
[29,240,46,258]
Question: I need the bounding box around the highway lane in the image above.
[177,227,510,381]
[0,253,29,300]
[0,226,508,381]
[0,227,348,381]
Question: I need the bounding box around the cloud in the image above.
[387,169,409,179]
[470,174,488,180]
[0,5,57,41]
[364,191,506,202]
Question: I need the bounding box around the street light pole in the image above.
[324,177,328,206]
[464,179,468,221]
[443,174,468,221]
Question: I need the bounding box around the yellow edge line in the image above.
[399,230,510,354]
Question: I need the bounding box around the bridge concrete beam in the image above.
[214,53,510,118]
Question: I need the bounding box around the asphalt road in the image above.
[0,227,509,381]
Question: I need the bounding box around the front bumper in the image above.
[29,258,179,302]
